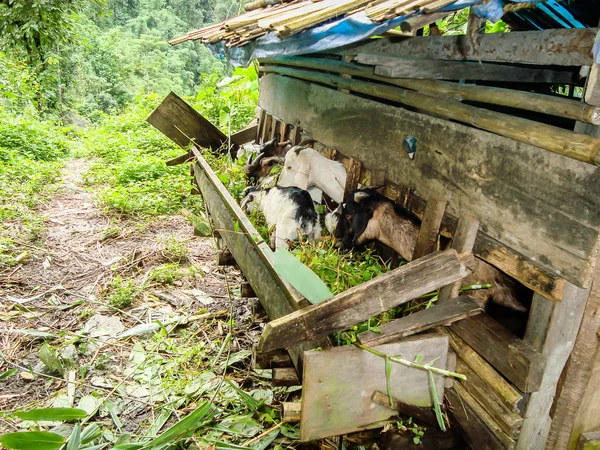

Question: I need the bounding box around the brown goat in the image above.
[336,189,527,312]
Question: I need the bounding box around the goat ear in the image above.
[354,191,370,203]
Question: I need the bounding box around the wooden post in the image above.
[438,216,479,301]
[282,402,301,422]
[343,158,361,203]
[515,283,590,450]
[412,197,447,260]
[257,109,266,142]
[272,367,301,386]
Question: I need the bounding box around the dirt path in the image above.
[0,158,254,433]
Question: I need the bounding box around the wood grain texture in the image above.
[455,357,524,439]
[546,271,600,450]
[412,197,446,260]
[257,249,472,353]
[439,216,479,301]
[371,391,437,425]
[300,335,448,441]
[358,295,482,346]
[337,28,598,66]
[518,285,589,450]
[585,65,600,107]
[448,384,517,450]
[192,147,321,371]
[447,329,524,414]
[282,402,301,423]
[260,56,600,125]
[261,66,600,167]
[451,315,546,393]
[147,91,226,150]
[272,367,301,386]
[365,57,578,84]
[258,74,600,290]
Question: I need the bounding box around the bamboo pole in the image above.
[260,64,600,166]
[260,56,600,125]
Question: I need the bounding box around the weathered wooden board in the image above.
[577,432,600,450]
[231,120,258,146]
[359,56,578,84]
[412,197,446,260]
[147,91,226,150]
[338,28,598,66]
[371,390,437,425]
[358,295,482,346]
[450,315,546,393]
[516,285,589,450]
[448,384,516,450]
[191,146,320,371]
[258,74,600,290]
[258,250,472,353]
[546,271,600,450]
[300,334,448,441]
[585,65,600,107]
[447,329,524,414]
[455,357,523,439]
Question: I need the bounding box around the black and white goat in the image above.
[241,186,321,249]
[244,138,289,185]
[277,140,347,204]
[334,188,527,312]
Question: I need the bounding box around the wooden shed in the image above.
[154,2,600,449]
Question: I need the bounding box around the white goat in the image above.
[278,145,347,204]
[240,186,321,249]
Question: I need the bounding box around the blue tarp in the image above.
[208,0,492,66]
[206,0,595,67]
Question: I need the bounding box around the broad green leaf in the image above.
[273,248,333,304]
[428,371,446,432]
[0,369,17,379]
[0,431,65,450]
[39,344,64,374]
[14,408,87,421]
[111,445,145,450]
[142,402,214,449]
[218,415,261,437]
[252,428,279,450]
[80,423,102,445]
[66,424,81,450]
[11,329,55,338]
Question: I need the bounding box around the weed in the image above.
[148,263,185,285]
[106,276,139,309]
[161,235,189,263]
[100,224,121,241]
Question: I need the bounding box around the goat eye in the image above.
[345,215,352,220]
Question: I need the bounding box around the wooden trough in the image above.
[150,23,600,450]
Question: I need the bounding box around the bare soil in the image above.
[0,158,254,432]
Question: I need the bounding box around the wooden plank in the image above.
[147,91,226,150]
[448,384,517,450]
[343,158,361,203]
[371,390,437,425]
[577,432,600,450]
[261,113,273,141]
[260,66,600,167]
[516,284,590,450]
[253,347,293,369]
[258,73,600,290]
[231,120,258,145]
[450,315,546,393]
[282,402,301,423]
[338,28,599,67]
[260,56,600,125]
[545,275,600,450]
[257,108,266,142]
[585,65,600,107]
[272,367,301,386]
[447,329,525,414]
[358,295,482,346]
[439,216,479,301]
[301,334,448,441]
[412,197,446,260]
[191,146,320,371]
[455,357,524,439]
[257,249,473,353]
[165,152,192,166]
[363,57,578,84]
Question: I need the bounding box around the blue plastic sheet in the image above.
[208,0,484,66]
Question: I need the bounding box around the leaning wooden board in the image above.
[258,74,600,290]
[191,146,319,371]
[301,334,448,441]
